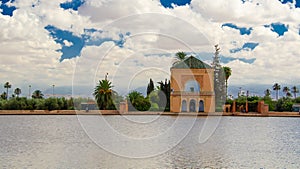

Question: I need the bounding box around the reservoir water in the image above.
[0,115,299,168]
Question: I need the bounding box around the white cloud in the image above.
[1,0,300,96]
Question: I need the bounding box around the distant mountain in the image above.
[41,84,299,100]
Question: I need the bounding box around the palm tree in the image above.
[32,90,44,99]
[286,92,292,98]
[173,51,187,65]
[4,82,11,100]
[1,92,7,100]
[128,91,144,106]
[14,88,21,98]
[291,86,299,98]
[283,86,290,97]
[223,66,232,98]
[273,83,281,100]
[93,79,115,110]
[264,89,271,97]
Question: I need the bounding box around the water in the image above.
[0,115,299,168]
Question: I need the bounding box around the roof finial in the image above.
[105,73,108,80]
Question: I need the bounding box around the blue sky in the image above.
[1,0,300,97]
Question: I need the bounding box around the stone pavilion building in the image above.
[170,56,215,113]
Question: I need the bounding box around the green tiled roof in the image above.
[171,56,212,69]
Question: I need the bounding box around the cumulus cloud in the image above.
[1,0,300,96]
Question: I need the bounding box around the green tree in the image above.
[32,90,44,99]
[1,92,7,100]
[127,91,144,110]
[264,89,271,97]
[127,91,151,111]
[157,79,170,111]
[212,45,226,111]
[282,86,290,97]
[147,78,155,96]
[173,51,187,65]
[273,83,281,100]
[276,97,293,112]
[223,66,232,98]
[294,97,300,103]
[291,86,299,98]
[148,90,160,111]
[4,82,11,100]
[44,98,59,110]
[93,79,115,110]
[262,96,276,111]
[14,88,21,98]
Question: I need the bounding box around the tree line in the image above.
[2,81,45,100]
[227,83,300,112]
[93,78,170,111]
[0,81,91,110]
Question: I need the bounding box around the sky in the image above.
[1,0,300,97]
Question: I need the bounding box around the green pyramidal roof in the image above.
[171,56,212,69]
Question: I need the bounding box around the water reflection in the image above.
[0,115,299,168]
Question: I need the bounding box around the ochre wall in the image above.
[170,68,215,113]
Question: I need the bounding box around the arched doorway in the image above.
[181,100,187,112]
[189,99,196,112]
[199,100,204,112]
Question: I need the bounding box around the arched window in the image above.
[181,100,187,112]
[184,80,200,92]
[189,99,196,112]
[199,100,204,112]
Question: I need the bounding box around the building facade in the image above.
[170,56,215,113]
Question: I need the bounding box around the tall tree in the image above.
[273,83,281,100]
[157,79,171,111]
[212,45,226,110]
[282,86,290,97]
[291,86,299,98]
[264,89,271,97]
[223,66,232,98]
[32,90,44,99]
[14,88,21,98]
[173,51,187,65]
[93,79,115,110]
[4,82,11,100]
[147,78,155,96]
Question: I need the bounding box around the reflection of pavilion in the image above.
[170,56,215,113]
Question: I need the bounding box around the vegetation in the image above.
[223,66,232,98]
[0,97,75,110]
[291,86,299,98]
[126,78,171,112]
[212,45,226,111]
[32,90,44,99]
[14,88,21,98]
[173,51,187,65]
[282,86,291,97]
[4,82,11,100]
[93,79,116,110]
[146,78,155,96]
[157,79,170,111]
[273,83,281,100]
[226,89,299,112]
[127,91,150,111]
[264,89,271,97]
